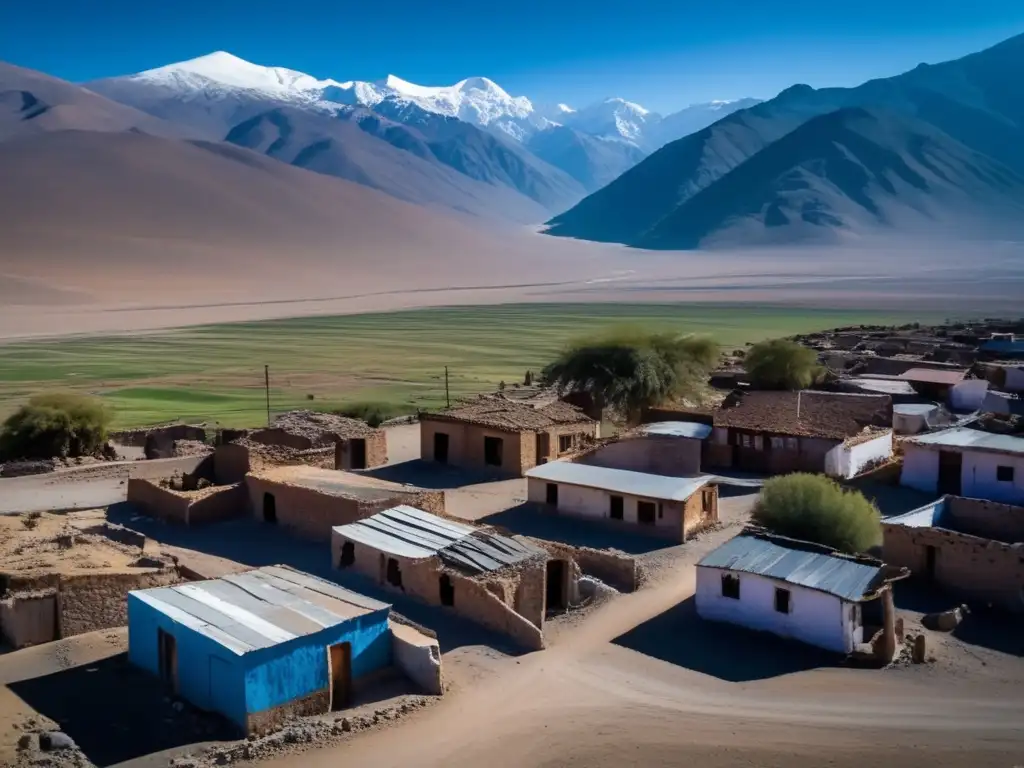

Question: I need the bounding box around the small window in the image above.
[774,588,791,614]
[558,434,573,453]
[657,503,663,519]
[721,573,740,599]
[753,435,763,451]
[545,483,559,506]
[770,436,783,449]
[996,465,1014,482]
[741,434,753,448]
[484,436,504,467]
[702,490,713,514]
[386,558,403,589]
[785,436,798,450]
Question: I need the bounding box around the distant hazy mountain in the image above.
[637,107,1024,249]
[0,61,190,142]
[527,126,646,191]
[545,33,1024,247]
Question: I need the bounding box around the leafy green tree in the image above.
[542,329,719,422]
[744,339,821,390]
[752,473,881,553]
[0,393,112,460]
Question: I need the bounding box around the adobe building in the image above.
[245,466,445,541]
[705,390,893,478]
[1,511,180,649]
[248,410,388,470]
[882,496,1024,612]
[697,529,907,662]
[573,421,711,477]
[332,506,557,650]
[897,368,988,411]
[901,427,1024,504]
[525,461,718,542]
[127,565,442,735]
[419,395,598,476]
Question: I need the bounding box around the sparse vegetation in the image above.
[0,393,112,460]
[752,473,881,553]
[744,339,822,390]
[334,401,414,428]
[542,328,720,422]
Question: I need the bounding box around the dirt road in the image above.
[258,561,1024,768]
[0,456,204,514]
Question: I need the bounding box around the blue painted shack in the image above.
[127,564,392,734]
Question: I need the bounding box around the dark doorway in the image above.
[637,501,656,525]
[339,541,355,568]
[535,432,549,464]
[157,629,178,694]
[329,642,351,710]
[386,557,403,589]
[350,439,367,470]
[262,492,277,524]
[545,483,559,506]
[925,545,937,580]
[609,495,624,520]
[434,432,449,464]
[937,451,962,495]
[484,436,504,467]
[546,559,566,611]
[439,574,455,606]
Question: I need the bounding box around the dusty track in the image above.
[259,561,1024,768]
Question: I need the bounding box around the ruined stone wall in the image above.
[683,485,719,539]
[187,483,248,525]
[112,424,206,447]
[512,560,548,628]
[127,478,191,523]
[528,538,642,593]
[0,594,57,648]
[249,429,314,450]
[246,689,330,737]
[447,571,545,650]
[946,497,1024,543]
[882,524,1024,612]
[60,569,181,637]
[214,443,251,484]
[410,490,446,517]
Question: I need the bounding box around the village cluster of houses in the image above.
[4,326,1022,740]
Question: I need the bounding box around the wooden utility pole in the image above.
[444,366,450,408]
[265,365,271,426]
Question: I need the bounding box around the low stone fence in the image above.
[529,538,644,593]
[127,478,247,526]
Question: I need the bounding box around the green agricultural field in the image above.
[0,303,932,429]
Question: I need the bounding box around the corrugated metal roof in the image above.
[885,498,947,528]
[640,421,712,439]
[526,461,710,501]
[906,427,1024,455]
[697,534,884,601]
[333,506,542,576]
[131,565,389,656]
[893,403,939,415]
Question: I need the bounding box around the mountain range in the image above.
[546,33,1024,248]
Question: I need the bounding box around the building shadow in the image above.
[8,653,235,766]
[108,504,526,656]
[612,597,839,682]
[361,460,512,489]
[895,580,1024,657]
[481,503,676,555]
[844,480,938,519]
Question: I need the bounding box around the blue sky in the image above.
[4,0,1024,113]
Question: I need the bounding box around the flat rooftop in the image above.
[131,565,389,656]
[247,465,424,501]
[526,461,710,501]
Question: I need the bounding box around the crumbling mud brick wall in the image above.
[127,478,191,523]
[112,424,206,447]
[214,443,251,484]
[0,593,57,648]
[883,524,1024,612]
[246,478,396,541]
[945,497,1024,542]
[410,490,446,518]
[511,559,547,628]
[682,485,719,539]
[447,571,545,650]
[248,428,314,450]
[529,538,643,593]
[59,569,181,636]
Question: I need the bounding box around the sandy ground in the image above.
[3,239,1024,340]
[0,509,144,576]
[1,423,1021,768]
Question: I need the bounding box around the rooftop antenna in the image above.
[796,390,802,422]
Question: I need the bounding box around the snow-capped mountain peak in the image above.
[131,51,342,95]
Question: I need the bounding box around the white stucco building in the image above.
[525,461,718,542]
[695,533,895,654]
[900,428,1024,504]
